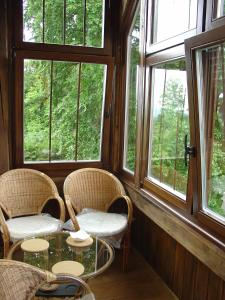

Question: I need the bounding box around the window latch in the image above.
[184,134,195,167]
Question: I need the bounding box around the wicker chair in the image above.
[63,168,133,271]
[0,169,65,257]
[0,259,95,300]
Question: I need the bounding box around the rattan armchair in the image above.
[0,169,65,257]
[63,168,133,271]
[0,259,95,300]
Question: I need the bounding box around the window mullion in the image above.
[75,62,82,160]
[49,60,54,162]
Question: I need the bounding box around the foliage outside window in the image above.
[123,8,140,173]
[23,0,104,47]
[148,59,189,197]
[196,44,225,220]
[24,59,105,162]
[152,0,198,44]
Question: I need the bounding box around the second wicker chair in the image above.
[63,168,133,271]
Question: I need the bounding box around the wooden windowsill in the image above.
[120,177,225,281]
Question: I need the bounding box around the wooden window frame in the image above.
[147,0,204,54]
[14,50,114,176]
[185,25,225,238]
[206,0,225,30]
[13,0,112,56]
[141,45,193,211]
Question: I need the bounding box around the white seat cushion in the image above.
[63,211,127,237]
[6,214,63,242]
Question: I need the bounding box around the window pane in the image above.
[23,0,43,42]
[153,0,198,43]
[77,63,105,160]
[24,59,106,162]
[123,8,140,173]
[213,0,225,19]
[196,44,225,220]
[23,0,104,47]
[51,62,79,160]
[148,59,189,197]
[24,60,51,162]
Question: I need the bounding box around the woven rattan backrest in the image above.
[64,168,126,212]
[0,259,48,300]
[0,169,58,218]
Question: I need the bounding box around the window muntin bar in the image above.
[123,8,140,174]
[196,44,225,221]
[23,59,106,163]
[148,59,189,197]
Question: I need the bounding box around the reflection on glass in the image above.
[213,0,225,19]
[23,0,104,47]
[153,0,198,43]
[196,44,225,220]
[24,60,105,162]
[123,8,140,173]
[148,59,189,196]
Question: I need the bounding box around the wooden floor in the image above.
[89,249,177,300]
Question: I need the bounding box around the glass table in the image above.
[7,231,114,281]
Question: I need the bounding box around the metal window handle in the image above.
[184,134,195,167]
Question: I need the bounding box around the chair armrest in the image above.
[107,195,133,228]
[0,207,10,256]
[65,197,80,231]
[40,195,66,222]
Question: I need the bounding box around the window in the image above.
[206,0,225,29]
[147,59,189,198]
[23,0,104,47]
[148,0,201,53]
[123,7,141,174]
[186,30,225,230]
[24,59,106,162]
[14,0,113,171]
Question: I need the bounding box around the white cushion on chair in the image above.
[63,211,127,237]
[6,214,63,242]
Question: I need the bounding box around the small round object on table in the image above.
[66,236,93,248]
[21,238,49,252]
[52,260,85,277]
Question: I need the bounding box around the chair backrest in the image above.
[64,168,126,212]
[0,168,59,218]
[0,259,51,300]
[0,260,95,300]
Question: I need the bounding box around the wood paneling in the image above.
[132,204,225,300]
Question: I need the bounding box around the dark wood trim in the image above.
[15,50,114,64]
[119,0,139,37]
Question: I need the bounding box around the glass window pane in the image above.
[51,61,79,161]
[45,0,64,44]
[24,60,51,162]
[77,63,105,160]
[23,0,43,42]
[65,0,84,46]
[24,60,106,163]
[153,0,198,43]
[148,59,189,197]
[23,0,104,48]
[196,44,225,220]
[123,8,140,173]
[213,0,225,19]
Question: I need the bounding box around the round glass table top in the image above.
[7,231,114,280]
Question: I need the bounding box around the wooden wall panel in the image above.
[132,206,225,300]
